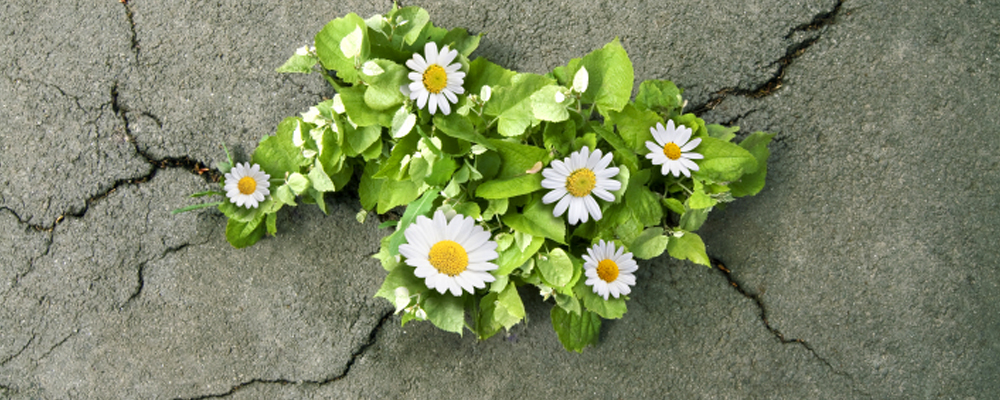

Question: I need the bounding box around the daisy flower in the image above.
[541,146,621,225]
[398,210,499,296]
[404,42,466,115]
[223,162,271,209]
[645,120,704,177]
[583,240,638,300]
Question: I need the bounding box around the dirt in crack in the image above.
[171,310,394,400]
[711,257,870,397]
[691,0,845,115]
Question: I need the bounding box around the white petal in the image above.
[541,178,565,189]
[437,94,452,115]
[453,274,475,294]
[678,158,699,172]
[427,93,439,114]
[584,196,602,221]
[551,160,572,176]
[443,89,458,104]
[592,188,615,202]
[424,42,439,64]
[415,90,429,109]
[681,138,702,152]
[543,188,567,204]
[684,151,704,160]
[439,46,458,66]
[553,195,572,217]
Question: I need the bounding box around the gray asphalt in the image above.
[2,0,998,398]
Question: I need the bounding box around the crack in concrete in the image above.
[690,0,845,116]
[0,334,35,368]
[121,237,211,309]
[36,329,78,363]
[120,0,140,64]
[710,257,873,399]
[172,309,394,400]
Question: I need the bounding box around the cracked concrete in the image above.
[2,0,998,398]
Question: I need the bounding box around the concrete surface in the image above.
[2,0,998,398]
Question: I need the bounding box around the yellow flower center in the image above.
[422,64,448,94]
[428,240,468,276]
[596,259,619,283]
[566,168,597,198]
[237,176,257,195]
[663,142,682,160]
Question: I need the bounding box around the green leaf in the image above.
[308,161,337,193]
[628,228,669,260]
[265,212,278,236]
[554,292,581,315]
[424,155,457,186]
[252,117,308,177]
[691,136,757,183]
[389,6,430,45]
[730,132,775,197]
[171,201,223,215]
[314,13,368,82]
[634,79,684,116]
[591,123,639,173]
[359,163,381,211]
[441,27,481,57]
[551,307,601,353]
[286,172,311,195]
[495,235,544,276]
[276,53,317,74]
[475,174,542,199]
[424,293,465,335]
[625,170,662,226]
[678,207,710,231]
[309,187,328,214]
[502,200,566,244]
[375,134,419,180]
[662,197,685,215]
[225,215,266,249]
[687,180,717,209]
[483,73,554,137]
[575,278,627,319]
[338,84,393,127]
[377,178,422,214]
[463,58,516,101]
[452,202,481,220]
[362,59,408,110]
[496,282,526,327]
[433,113,494,149]
[387,190,439,256]
[488,139,550,179]
[375,264,427,303]
[667,231,711,267]
[483,198,508,220]
[476,292,504,339]
[537,248,574,288]
[607,104,662,153]
[531,85,569,122]
[577,38,633,114]
[273,184,297,206]
[707,124,739,142]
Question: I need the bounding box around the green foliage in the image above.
[179,5,774,351]
[551,307,600,353]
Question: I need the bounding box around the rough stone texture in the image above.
[700,0,1000,398]
[0,1,151,227]
[2,0,999,398]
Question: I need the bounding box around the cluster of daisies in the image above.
[222,42,707,301]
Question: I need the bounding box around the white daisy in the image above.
[404,42,466,115]
[541,146,621,225]
[223,162,271,209]
[645,120,704,178]
[583,240,638,300]
[398,210,499,296]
